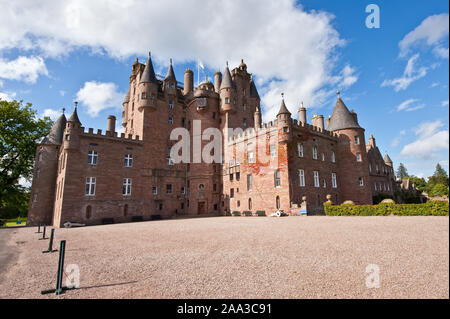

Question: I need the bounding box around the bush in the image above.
[243,211,252,216]
[232,211,241,216]
[324,201,449,216]
[255,210,266,216]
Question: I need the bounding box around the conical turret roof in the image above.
[165,59,176,82]
[220,63,234,89]
[68,104,81,124]
[250,77,259,98]
[327,93,361,131]
[42,113,67,145]
[384,153,392,164]
[140,52,157,83]
[277,94,291,116]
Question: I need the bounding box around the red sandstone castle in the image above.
[28,53,396,227]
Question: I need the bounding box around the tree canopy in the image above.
[0,99,53,209]
[396,163,409,180]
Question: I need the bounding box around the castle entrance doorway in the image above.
[198,201,206,214]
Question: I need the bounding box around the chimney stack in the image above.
[107,115,116,133]
[298,102,307,125]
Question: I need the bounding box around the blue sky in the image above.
[0,0,448,180]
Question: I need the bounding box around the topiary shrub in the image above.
[232,211,241,216]
[255,210,266,216]
[243,211,252,216]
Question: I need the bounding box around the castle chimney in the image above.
[298,102,307,125]
[107,115,116,133]
[350,109,358,124]
[369,134,376,147]
[214,71,222,93]
[183,68,193,95]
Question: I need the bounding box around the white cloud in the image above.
[381,54,427,91]
[0,56,48,83]
[76,81,123,117]
[42,108,62,120]
[0,0,354,122]
[399,13,449,58]
[442,100,449,107]
[396,98,425,112]
[59,90,66,96]
[400,120,449,159]
[0,91,17,101]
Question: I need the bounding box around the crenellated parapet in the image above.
[82,127,143,143]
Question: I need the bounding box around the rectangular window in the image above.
[359,177,364,187]
[123,178,132,196]
[313,171,320,188]
[235,158,240,166]
[356,153,362,162]
[229,159,234,167]
[354,136,360,145]
[298,143,304,157]
[229,173,233,181]
[169,100,174,109]
[124,154,133,167]
[274,170,281,187]
[321,153,325,161]
[332,173,337,188]
[247,174,252,191]
[299,169,305,187]
[230,188,234,198]
[312,146,318,160]
[33,193,38,202]
[88,150,98,165]
[374,183,377,191]
[168,116,174,124]
[243,118,247,128]
[248,151,255,163]
[141,92,147,99]
[181,186,186,195]
[85,177,96,196]
[166,184,173,194]
[243,104,246,111]
[225,97,230,104]
[236,172,240,181]
[376,165,379,174]
[270,144,277,157]
[331,151,336,163]
[369,164,372,173]
[152,186,157,195]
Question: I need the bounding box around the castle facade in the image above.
[28,53,396,227]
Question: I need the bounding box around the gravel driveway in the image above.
[0,216,448,299]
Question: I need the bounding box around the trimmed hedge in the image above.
[255,210,266,216]
[324,201,449,216]
[243,211,252,216]
[232,211,241,216]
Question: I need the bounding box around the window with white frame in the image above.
[374,183,377,191]
[356,153,362,162]
[33,193,38,202]
[332,173,337,188]
[225,97,230,104]
[85,177,96,196]
[166,184,173,194]
[169,100,174,109]
[359,177,364,186]
[88,150,98,165]
[124,154,133,167]
[236,158,240,165]
[123,178,132,196]
[168,116,174,124]
[247,143,255,163]
[229,159,234,167]
[243,118,247,128]
[243,104,246,111]
[298,143,304,157]
[141,92,147,99]
[181,186,186,194]
[312,146,318,160]
[299,169,305,187]
[323,179,326,188]
[247,174,252,191]
[354,136,360,145]
[270,144,277,157]
[274,170,281,187]
[313,171,320,187]
[321,153,325,161]
[152,186,157,195]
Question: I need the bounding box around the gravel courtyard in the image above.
[0,216,448,299]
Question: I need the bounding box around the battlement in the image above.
[291,119,338,139]
[81,127,143,143]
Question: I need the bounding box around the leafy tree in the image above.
[396,163,408,180]
[429,184,449,197]
[428,163,449,187]
[0,99,52,209]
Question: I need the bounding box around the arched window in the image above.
[86,205,92,219]
[199,184,205,190]
[248,198,252,210]
[276,196,280,209]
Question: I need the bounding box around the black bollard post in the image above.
[39,225,47,240]
[36,224,41,233]
[42,229,57,253]
[56,240,66,296]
